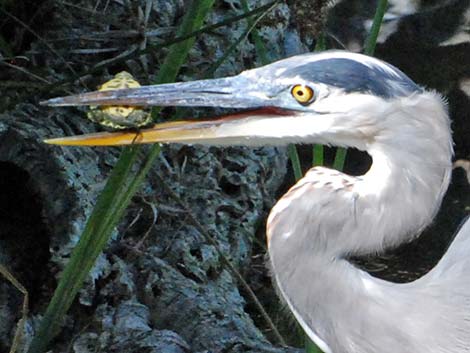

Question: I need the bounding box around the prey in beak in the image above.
[84,71,154,130]
[41,56,321,147]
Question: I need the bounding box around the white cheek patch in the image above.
[314,92,383,115]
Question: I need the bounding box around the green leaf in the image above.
[333,147,347,171]
[27,1,216,352]
[364,0,388,55]
[288,144,303,181]
[313,144,324,166]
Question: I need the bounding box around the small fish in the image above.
[87,72,153,130]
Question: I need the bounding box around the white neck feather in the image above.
[266,91,454,353]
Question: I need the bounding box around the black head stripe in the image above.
[281,57,421,98]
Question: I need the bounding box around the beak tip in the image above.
[44,137,69,146]
[40,98,66,106]
[43,138,58,145]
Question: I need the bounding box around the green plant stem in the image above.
[333,148,347,170]
[288,144,303,181]
[313,144,324,166]
[332,147,347,171]
[27,1,215,352]
[364,0,388,55]
[314,32,326,52]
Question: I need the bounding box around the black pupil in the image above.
[298,90,304,96]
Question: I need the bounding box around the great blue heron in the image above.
[42,51,470,353]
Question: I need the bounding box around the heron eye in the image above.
[291,84,314,105]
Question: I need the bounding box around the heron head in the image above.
[42,51,431,149]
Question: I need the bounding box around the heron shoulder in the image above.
[266,166,359,245]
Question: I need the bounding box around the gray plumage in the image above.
[42,50,470,353]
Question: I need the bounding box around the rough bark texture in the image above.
[1,1,305,352]
[0,0,468,352]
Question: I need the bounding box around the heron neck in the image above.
[267,144,453,353]
[334,90,453,255]
[266,91,454,352]
[351,140,452,254]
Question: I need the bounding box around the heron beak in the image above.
[42,75,304,146]
[40,75,265,108]
[43,107,294,146]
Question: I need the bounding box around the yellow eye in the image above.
[291,84,314,105]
